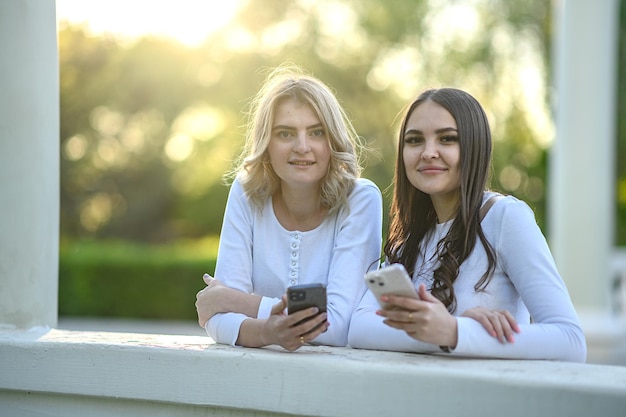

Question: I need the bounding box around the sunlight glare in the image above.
[165,133,195,162]
[56,0,243,47]
[64,134,88,161]
[171,105,226,142]
[80,192,113,232]
[366,46,422,100]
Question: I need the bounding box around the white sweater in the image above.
[348,193,587,362]
[207,177,383,347]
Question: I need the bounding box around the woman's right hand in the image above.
[195,273,263,327]
[263,295,329,351]
[195,274,229,327]
[460,306,521,343]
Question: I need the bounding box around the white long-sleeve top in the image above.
[348,193,587,362]
[207,177,383,347]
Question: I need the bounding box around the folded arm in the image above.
[195,274,261,327]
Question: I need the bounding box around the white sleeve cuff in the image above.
[257,296,281,319]
[206,312,248,346]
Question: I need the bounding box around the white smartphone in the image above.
[364,263,418,309]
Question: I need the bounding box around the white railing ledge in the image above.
[1,328,626,417]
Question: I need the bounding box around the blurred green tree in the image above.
[59,0,560,245]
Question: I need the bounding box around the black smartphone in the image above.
[287,283,327,315]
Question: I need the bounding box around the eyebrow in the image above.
[272,123,324,132]
[404,127,458,135]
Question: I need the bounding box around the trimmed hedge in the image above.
[59,239,217,320]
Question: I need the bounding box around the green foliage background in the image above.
[58,0,625,319]
[59,239,218,319]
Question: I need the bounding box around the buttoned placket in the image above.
[289,232,301,286]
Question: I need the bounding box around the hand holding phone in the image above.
[365,264,418,310]
[287,283,327,320]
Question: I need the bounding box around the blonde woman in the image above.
[196,66,382,351]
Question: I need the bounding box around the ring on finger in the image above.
[300,336,305,344]
[408,312,413,320]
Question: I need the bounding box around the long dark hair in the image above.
[384,88,496,313]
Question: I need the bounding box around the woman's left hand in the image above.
[377,283,457,347]
[460,306,520,343]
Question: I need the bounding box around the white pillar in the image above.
[0,0,59,329]
[550,0,619,310]
[550,0,626,364]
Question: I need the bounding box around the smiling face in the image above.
[402,100,461,214]
[268,98,331,192]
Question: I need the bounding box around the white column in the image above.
[550,0,625,364]
[550,0,619,309]
[0,0,59,328]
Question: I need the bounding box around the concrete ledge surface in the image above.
[1,328,626,417]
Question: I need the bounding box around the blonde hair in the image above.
[229,65,363,213]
